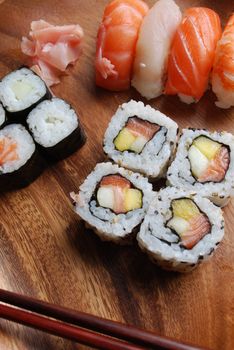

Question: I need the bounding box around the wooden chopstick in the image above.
[0,289,207,350]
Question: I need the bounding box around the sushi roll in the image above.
[137,187,224,273]
[71,162,153,243]
[27,98,85,160]
[165,7,221,104]
[0,67,51,123]
[132,0,182,99]
[103,100,178,180]
[0,124,44,191]
[167,129,234,206]
[212,14,234,109]
[0,103,7,128]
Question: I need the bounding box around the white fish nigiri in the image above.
[131,0,182,100]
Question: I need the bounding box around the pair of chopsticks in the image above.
[0,289,206,350]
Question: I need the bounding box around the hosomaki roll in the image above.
[137,187,224,272]
[103,100,178,180]
[0,124,45,190]
[0,68,51,123]
[0,103,7,128]
[71,162,153,243]
[167,128,234,206]
[27,98,85,160]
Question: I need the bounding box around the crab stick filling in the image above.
[97,174,142,214]
[188,136,230,183]
[167,198,211,249]
[114,117,160,153]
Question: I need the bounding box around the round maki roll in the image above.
[71,162,153,243]
[137,187,224,272]
[0,68,51,123]
[167,129,234,206]
[103,100,178,180]
[27,98,86,160]
[0,124,44,190]
[0,103,7,128]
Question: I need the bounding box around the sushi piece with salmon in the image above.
[132,0,182,99]
[103,100,178,180]
[212,14,234,109]
[71,162,153,243]
[95,0,148,91]
[0,124,45,191]
[0,68,51,123]
[165,7,222,104]
[137,187,224,272]
[167,129,234,207]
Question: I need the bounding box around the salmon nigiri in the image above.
[132,0,182,99]
[95,0,148,91]
[212,14,234,109]
[165,8,222,104]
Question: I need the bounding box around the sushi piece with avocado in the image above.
[104,100,178,180]
[0,68,51,123]
[71,162,153,243]
[137,187,224,272]
[167,129,234,206]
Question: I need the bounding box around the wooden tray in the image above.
[0,1,233,349]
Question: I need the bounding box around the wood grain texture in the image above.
[0,1,233,349]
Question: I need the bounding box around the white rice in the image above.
[137,187,224,272]
[167,128,234,206]
[27,98,78,147]
[0,103,5,126]
[71,162,153,243]
[0,68,47,112]
[212,74,234,109]
[103,100,178,179]
[0,124,35,173]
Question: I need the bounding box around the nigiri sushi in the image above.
[132,0,182,99]
[165,7,222,104]
[212,14,234,109]
[95,0,148,91]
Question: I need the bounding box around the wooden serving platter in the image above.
[0,1,233,349]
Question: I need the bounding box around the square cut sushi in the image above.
[27,98,85,160]
[103,100,178,180]
[137,187,224,272]
[71,162,153,243]
[167,128,234,206]
[0,124,44,190]
[0,68,51,122]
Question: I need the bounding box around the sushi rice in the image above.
[27,98,78,148]
[167,128,234,206]
[0,103,5,127]
[0,124,35,174]
[71,162,153,243]
[103,100,178,179]
[137,187,224,273]
[0,68,47,113]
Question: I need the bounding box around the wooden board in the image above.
[0,1,233,349]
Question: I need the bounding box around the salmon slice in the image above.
[181,213,211,249]
[199,146,230,183]
[95,0,148,91]
[165,7,221,102]
[0,137,18,166]
[100,175,131,188]
[212,14,234,108]
[126,117,160,140]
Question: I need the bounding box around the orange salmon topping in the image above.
[199,146,230,183]
[181,213,211,249]
[100,175,131,189]
[0,137,19,166]
[126,117,160,140]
